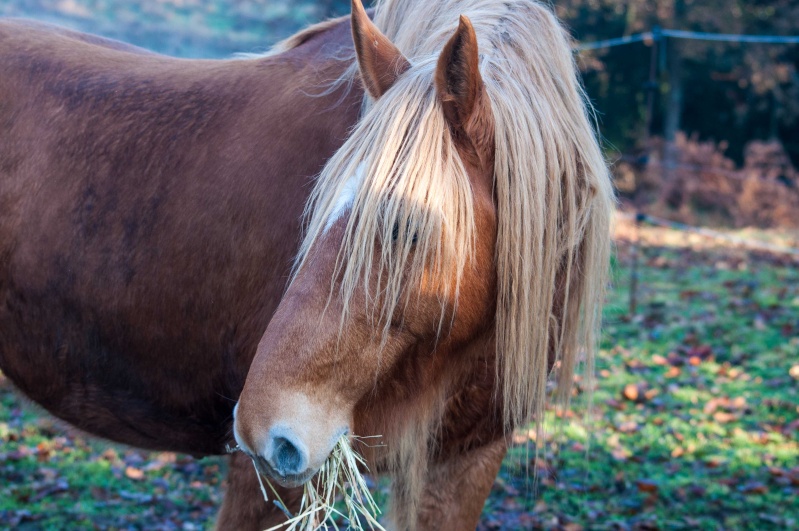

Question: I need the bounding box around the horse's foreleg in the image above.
[416,437,508,531]
[216,451,303,531]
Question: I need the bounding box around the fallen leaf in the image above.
[704,398,720,414]
[102,448,118,462]
[616,421,640,433]
[768,467,787,479]
[740,482,768,495]
[713,411,737,423]
[611,447,631,461]
[652,354,668,365]
[635,479,659,493]
[622,383,639,401]
[605,398,625,410]
[125,466,144,480]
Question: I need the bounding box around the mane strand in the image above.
[292,0,613,526]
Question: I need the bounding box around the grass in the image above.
[1,218,797,530]
[243,435,384,531]
[480,218,799,530]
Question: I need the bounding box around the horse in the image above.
[0,0,613,529]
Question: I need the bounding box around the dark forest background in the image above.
[2,0,798,226]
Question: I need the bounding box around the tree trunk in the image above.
[664,36,683,142]
[662,0,686,209]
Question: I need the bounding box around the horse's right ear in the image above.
[435,15,483,137]
[351,0,410,99]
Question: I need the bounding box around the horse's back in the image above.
[0,17,360,455]
[0,18,155,55]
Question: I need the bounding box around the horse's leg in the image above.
[416,437,508,531]
[216,451,303,531]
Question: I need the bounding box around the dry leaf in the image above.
[635,479,659,493]
[617,421,640,433]
[622,383,639,402]
[740,482,768,495]
[713,411,737,423]
[605,398,625,410]
[644,388,660,400]
[704,398,720,414]
[125,466,144,480]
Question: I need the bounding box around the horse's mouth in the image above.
[250,453,316,489]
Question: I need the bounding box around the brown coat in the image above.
[0,17,360,455]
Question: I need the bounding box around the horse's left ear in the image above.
[351,0,410,99]
[435,15,483,136]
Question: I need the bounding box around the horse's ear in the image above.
[435,15,483,135]
[351,0,410,99]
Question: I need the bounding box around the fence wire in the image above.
[575,29,799,51]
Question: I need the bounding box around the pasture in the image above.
[1,0,798,528]
[1,218,796,530]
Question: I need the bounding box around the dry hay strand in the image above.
[232,435,385,531]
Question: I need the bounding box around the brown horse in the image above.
[0,0,613,529]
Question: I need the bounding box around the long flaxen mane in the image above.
[293,0,613,518]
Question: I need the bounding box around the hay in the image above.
[231,435,385,531]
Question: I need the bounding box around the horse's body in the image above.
[0,18,360,454]
[0,1,613,529]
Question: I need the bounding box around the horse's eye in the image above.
[391,221,418,245]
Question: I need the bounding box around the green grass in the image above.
[2,226,797,529]
[0,391,224,529]
[481,229,799,530]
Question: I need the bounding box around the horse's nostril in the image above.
[273,436,304,475]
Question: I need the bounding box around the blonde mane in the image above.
[293,0,613,523]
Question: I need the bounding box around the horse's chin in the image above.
[251,454,317,489]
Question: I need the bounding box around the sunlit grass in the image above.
[1,221,798,529]
[484,221,799,529]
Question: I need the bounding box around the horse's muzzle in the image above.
[250,450,316,489]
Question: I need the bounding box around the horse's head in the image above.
[233,0,612,491]
[233,0,498,487]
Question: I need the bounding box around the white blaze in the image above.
[323,162,366,233]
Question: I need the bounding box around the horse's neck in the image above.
[258,16,358,99]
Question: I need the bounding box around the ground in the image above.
[1,215,797,530]
[479,217,799,530]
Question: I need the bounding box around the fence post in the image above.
[629,211,643,316]
[645,26,661,140]
[629,27,659,318]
